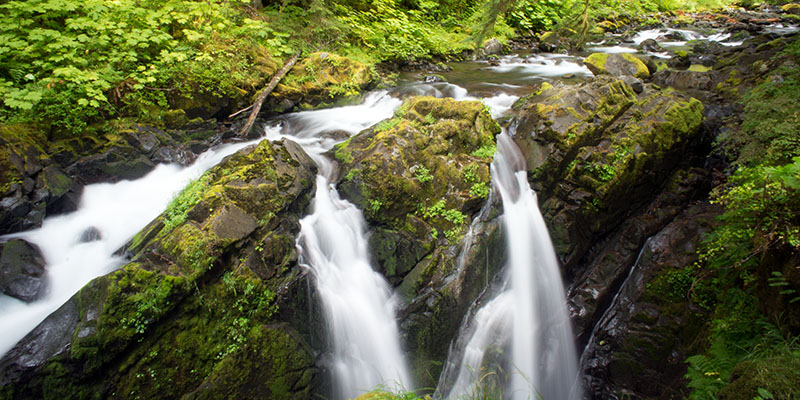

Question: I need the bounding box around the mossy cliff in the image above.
[335,96,506,386]
[511,77,704,273]
[0,138,320,399]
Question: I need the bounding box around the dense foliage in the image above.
[682,38,800,400]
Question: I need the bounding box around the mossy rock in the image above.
[271,52,378,112]
[0,139,319,399]
[782,3,800,15]
[718,354,800,400]
[511,77,703,270]
[585,53,651,79]
[337,96,498,245]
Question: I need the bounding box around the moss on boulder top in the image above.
[335,96,504,386]
[337,96,498,247]
[0,139,319,399]
[585,53,651,79]
[270,52,379,112]
[512,77,703,271]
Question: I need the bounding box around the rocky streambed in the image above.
[1,5,799,400]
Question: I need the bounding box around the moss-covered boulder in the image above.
[337,96,498,277]
[782,3,800,15]
[511,77,703,272]
[0,138,320,399]
[334,96,506,387]
[269,52,379,113]
[584,53,651,79]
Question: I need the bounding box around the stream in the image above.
[2,21,795,399]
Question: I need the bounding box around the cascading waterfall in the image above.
[0,137,266,357]
[269,92,413,398]
[440,132,582,400]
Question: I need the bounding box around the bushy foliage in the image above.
[684,37,800,400]
[0,0,291,134]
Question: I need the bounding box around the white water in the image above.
[271,91,412,399]
[0,137,265,357]
[490,54,593,78]
[441,133,581,400]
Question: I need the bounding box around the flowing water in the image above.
[268,92,414,398]
[2,25,767,395]
[0,137,265,356]
[438,132,582,400]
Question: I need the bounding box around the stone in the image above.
[638,38,665,53]
[0,239,47,302]
[584,53,651,79]
[79,227,102,243]
[483,38,503,55]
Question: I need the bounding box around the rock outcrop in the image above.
[0,138,321,399]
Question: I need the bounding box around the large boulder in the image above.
[0,239,47,302]
[511,77,704,273]
[0,138,321,399]
[335,96,506,386]
[584,53,651,79]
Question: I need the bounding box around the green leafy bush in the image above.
[0,0,291,133]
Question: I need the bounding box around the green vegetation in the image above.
[163,175,210,231]
[674,37,800,400]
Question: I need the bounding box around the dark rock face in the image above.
[0,139,321,399]
[0,126,82,235]
[0,239,47,302]
[568,168,713,347]
[579,204,719,400]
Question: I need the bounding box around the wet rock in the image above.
[638,38,665,53]
[0,239,47,302]
[483,38,503,55]
[584,53,651,79]
[510,77,704,272]
[580,204,719,399]
[68,145,156,184]
[668,51,691,70]
[335,96,503,386]
[79,227,102,243]
[423,74,446,83]
[568,168,713,345]
[621,76,644,94]
[151,146,197,166]
[0,297,79,385]
[652,70,714,91]
[0,139,320,399]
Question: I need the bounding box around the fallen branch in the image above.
[228,104,254,119]
[238,52,301,137]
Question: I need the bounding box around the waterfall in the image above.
[0,137,266,357]
[269,92,413,398]
[440,132,582,400]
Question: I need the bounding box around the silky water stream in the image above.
[2,32,743,397]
